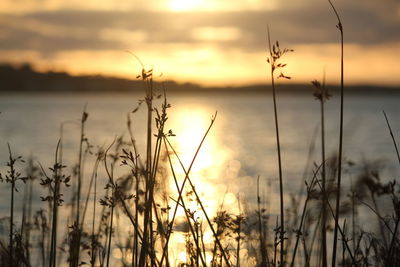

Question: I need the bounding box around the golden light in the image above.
[164,105,243,263]
[178,251,187,263]
[169,0,203,12]
[169,107,218,172]
[191,27,241,42]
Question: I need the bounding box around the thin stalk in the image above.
[327,1,344,266]
[359,200,395,235]
[106,199,114,267]
[308,209,322,265]
[267,27,285,266]
[133,171,139,267]
[8,144,15,267]
[40,210,47,267]
[159,113,217,266]
[387,217,400,265]
[49,141,61,267]
[102,140,153,265]
[127,113,142,267]
[371,192,389,248]
[73,107,88,267]
[350,179,357,255]
[146,74,153,266]
[320,75,327,267]
[289,125,318,243]
[257,176,268,267]
[5,144,28,266]
[163,143,207,267]
[90,161,98,267]
[316,177,356,265]
[290,164,323,267]
[139,69,154,267]
[104,143,115,267]
[273,217,278,267]
[147,109,166,266]
[383,110,400,264]
[81,155,101,227]
[383,111,400,165]
[236,197,242,267]
[21,172,31,264]
[172,154,232,267]
[199,222,207,263]
[164,117,232,267]
[301,216,311,267]
[341,220,347,266]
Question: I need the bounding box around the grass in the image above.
[311,75,330,267]
[0,1,399,266]
[327,1,345,266]
[266,26,291,267]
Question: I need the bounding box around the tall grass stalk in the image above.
[267,26,293,266]
[138,66,155,267]
[315,172,356,265]
[126,113,142,267]
[257,176,268,266]
[383,110,400,264]
[290,164,322,267]
[38,140,70,267]
[163,117,233,267]
[161,139,207,266]
[320,77,327,267]
[148,87,171,267]
[383,111,400,166]
[8,144,16,267]
[327,0,344,265]
[49,141,60,267]
[76,148,102,266]
[90,155,99,267]
[311,75,330,267]
[160,112,218,266]
[1,144,26,267]
[103,140,117,267]
[267,27,284,266]
[69,107,89,267]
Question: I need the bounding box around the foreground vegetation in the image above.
[1,1,400,267]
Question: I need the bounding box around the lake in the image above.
[0,90,399,265]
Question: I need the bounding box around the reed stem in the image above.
[267,27,285,266]
[328,0,344,265]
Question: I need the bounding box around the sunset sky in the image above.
[0,0,399,86]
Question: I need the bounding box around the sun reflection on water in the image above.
[165,106,242,264]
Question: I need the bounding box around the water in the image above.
[0,91,399,265]
[1,91,398,183]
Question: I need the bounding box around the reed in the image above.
[311,76,330,267]
[0,144,27,267]
[267,26,293,266]
[327,0,344,265]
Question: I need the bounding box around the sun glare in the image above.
[164,105,242,264]
[169,0,203,12]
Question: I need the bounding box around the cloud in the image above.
[0,0,398,56]
[191,27,241,42]
[99,29,147,45]
[0,0,279,14]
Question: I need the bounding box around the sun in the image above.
[168,0,203,12]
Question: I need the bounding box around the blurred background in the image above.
[0,0,399,86]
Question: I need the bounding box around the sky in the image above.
[0,0,399,86]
